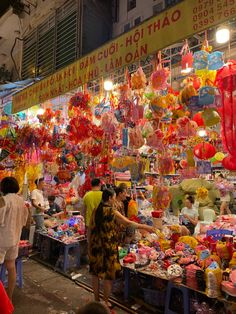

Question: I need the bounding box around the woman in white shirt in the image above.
[180,195,198,235]
[0,177,28,300]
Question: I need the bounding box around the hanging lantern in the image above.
[193,142,216,160]
[180,159,188,169]
[202,108,221,127]
[214,152,225,162]
[192,112,205,127]
[181,40,193,74]
[215,61,236,168]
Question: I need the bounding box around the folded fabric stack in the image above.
[114,171,131,182]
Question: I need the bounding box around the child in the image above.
[47,195,62,217]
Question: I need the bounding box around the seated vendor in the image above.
[180,195,198,235]
[47,195,62,217]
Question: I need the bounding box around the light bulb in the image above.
[216,26,230,44]
[37,108,45,115]
[198,129,207,137]
[104,80,113,91]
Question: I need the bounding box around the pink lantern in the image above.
[216,60,236,168]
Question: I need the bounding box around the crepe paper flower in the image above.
[131,66,147,90]
[196,187,209,200]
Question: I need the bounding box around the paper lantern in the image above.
[222,155,236,171]
[180,159,188,169]
[193,142,216,160]
[216,60,236,158]
[202,108,220,127]
[214,152,225,162]
[192,112,205,127]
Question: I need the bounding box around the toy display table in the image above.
[37,232,86,273]
[122,264,236,313]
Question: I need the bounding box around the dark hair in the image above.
[186,195,195,204]
[102,188,115,202]
[91,178,101,187]
[1,177,19,195]
[35,177,44,186]
[48,195,55,202]
[77,302,109,314]
[218,174,224,179]
[95,189,115,229]
[115,184,127,196]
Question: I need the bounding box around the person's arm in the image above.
[52,206,62,217]
[183,213,198,226]
[0,197,6,227]
[114,209,154,233]
[82,196,87,221]
[31,199,45,213]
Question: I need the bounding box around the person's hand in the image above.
[183,214,189,220]
[40,206,46,213]
[144,225,156,233]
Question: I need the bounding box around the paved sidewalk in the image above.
[12,259,129,314]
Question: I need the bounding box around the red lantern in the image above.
[192,112,205,127]
[193,143,216,160]
[180,159,188,169]
[192,76,201,90]
[222,155,236,171]
[216,61,236,157]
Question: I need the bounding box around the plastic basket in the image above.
[18,241,32,257]
[142,287,166,307]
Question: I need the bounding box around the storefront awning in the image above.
[12,0,236,114]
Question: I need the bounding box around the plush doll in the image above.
[205,262,222,298]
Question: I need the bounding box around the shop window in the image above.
[165,0,182,8]
[153,3,163,14]
[134,16,141,26]
[124,22,131,32]
[127,0,136,12]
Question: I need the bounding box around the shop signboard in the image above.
[12,0,236,113]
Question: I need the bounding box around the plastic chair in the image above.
[206,229,233,241]
[165,281,189,314]
[0,258,23,288]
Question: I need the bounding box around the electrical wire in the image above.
[10,37,24,80]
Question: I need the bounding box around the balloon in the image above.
[214,152,225,162]
[222,155,236,171]
[192,112,205,127]
[193,143,216,160]
[202,108,220,127]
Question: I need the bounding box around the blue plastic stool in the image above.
[165,281,189,314]
[0,258,23,288]
[58,242,81,273]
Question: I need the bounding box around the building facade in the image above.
[112,0,182,37]
[0,0,112,82]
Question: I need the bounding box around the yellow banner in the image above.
[12,0,236,113]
